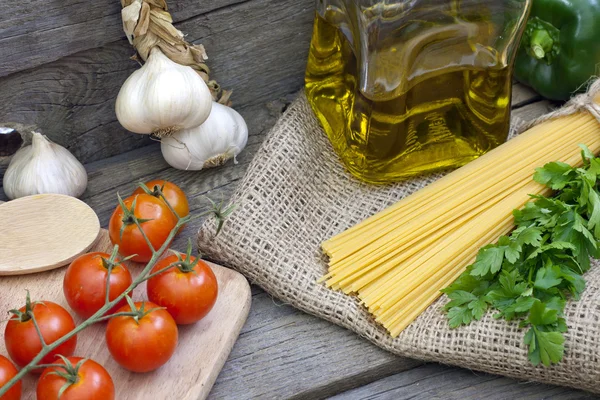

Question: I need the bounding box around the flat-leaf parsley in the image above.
[443,145,600,366]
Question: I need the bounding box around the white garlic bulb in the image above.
[3,132,88,200]
[161,102,248,170]
[115,47,213,137]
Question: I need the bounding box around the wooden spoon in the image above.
[0,194,100,275]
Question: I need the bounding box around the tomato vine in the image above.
[0,185,230,396]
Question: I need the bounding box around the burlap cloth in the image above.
[198,89,600,393]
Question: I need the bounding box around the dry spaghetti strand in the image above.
[321,112,600,337]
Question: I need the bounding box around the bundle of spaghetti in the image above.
[321,112,600,337]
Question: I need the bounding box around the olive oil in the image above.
[305,10,516,183]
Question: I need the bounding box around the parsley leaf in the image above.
[579,144,595,162]
[533,161,573,190]
[516,227,543,247]
[524,326,565,366]
[528,300,558,325]
[471,246,505,276]
[468,298,488,321]
[534,265,563,290]
[447,306,473,328]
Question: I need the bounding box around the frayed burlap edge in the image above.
[198,88,600,393]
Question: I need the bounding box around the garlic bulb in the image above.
[115,47,213,137]
[161,102,248,170]
[2,132,87,200]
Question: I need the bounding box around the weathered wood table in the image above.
[1,85,597,399]
[1,1,600,398]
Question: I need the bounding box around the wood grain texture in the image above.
[0,194,100,275]
[0,0,314,164]
[511,82,543,108]
[0,229,252,400]
[329,364,599,400]
[512,99,555,122]
[210,290,423,400]
[0,0,262,78]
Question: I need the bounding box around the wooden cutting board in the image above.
[0,229,252,400]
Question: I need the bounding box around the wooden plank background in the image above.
[1,1,599,398]
[0,0,315,163]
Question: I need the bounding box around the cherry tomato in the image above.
[0,355,21,400]
[147,254,218,324]
[37,357,114,400]
[133,180,189,219]
[4,299,76,371]
[63,252,133,319]
[106,301,178,372]
[108,194,177,262]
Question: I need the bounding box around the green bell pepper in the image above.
[514,0,600,101]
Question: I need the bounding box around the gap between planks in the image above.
[328,364,599,400]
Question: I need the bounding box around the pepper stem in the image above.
[530,29,553,60]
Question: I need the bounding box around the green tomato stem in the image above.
[143,261,181,281]
[0,202,203,396]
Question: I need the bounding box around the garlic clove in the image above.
[115,47,213,137]
[160,102,248,171]
[2,132,88,200]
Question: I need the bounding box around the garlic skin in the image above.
[115,47,213,137]
[2,132,88,200]
[161,102,248,170]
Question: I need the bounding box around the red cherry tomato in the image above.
[4,299,76,371]
[147,254,218,324]
[37,357,114,400]
[108,194,177,262]
[133,180,189,220]
[106,301,178,372]
[63,252,133,319]
[0,355,21,400]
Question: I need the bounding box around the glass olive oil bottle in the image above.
[305,0,531,183]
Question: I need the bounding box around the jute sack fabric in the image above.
[198,89,600,393]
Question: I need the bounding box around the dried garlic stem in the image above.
[120,0,232,105]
